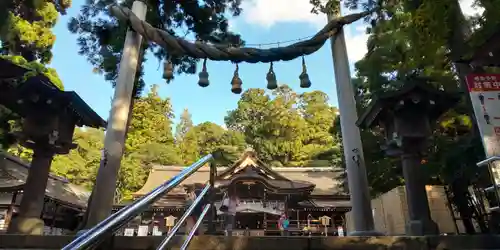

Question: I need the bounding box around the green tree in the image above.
[68,0,244,97]
[0,0,67,151]
[51,128,104,189]
[126,84,176,152]
[225,86,340,167]
[310,0,496,232]
[176,109,200,164]
[299,91,339,164]
[177,120,246,165]
[193,122,245,158]
[175,108,193,142]
[1,0,70,62]
[51,85,182,201]
[0,106,18,150]
[119,84,181,199]
[0,0,67,148]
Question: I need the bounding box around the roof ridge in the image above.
[152,164,338,172]
[2,152,70,182]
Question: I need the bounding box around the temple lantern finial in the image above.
[198,58,209,87]
[266,62,278,90]
[299,56,311,88]
[231,64,243,94]
[163,59,174,83]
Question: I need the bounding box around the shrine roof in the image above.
[0,58,106,128]
[0,152,90,209]
[134,151,344,197]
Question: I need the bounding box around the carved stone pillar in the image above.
[8,110,76,235]
[356,78,460,236]
[401,139,439,236]
[8,148,55,234]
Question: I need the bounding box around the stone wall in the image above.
[346,186,464,235]
[1,235,500,250]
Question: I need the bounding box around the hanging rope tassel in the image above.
[198,58,209,87]
[299,56,311,88]
[231,64,243,94]
[266,62,278,90]
[163,59,174,83]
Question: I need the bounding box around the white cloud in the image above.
[241,0,326,28]
[240,0,367,62]
[344,25,369,62]
[459,0,485,17]
[239,0,484,64]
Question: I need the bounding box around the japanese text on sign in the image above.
[466,74,500,92]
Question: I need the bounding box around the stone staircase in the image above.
[1,235,500,250]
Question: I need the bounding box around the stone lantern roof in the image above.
[356,78,460,130]
[0,58,106,128]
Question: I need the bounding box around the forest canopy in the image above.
[5,85,342,202]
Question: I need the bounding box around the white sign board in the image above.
[124,228,135,236]
[337,226,344,237]
[152,226,162,236]
[466,73,500,183]
[137,225,149,236]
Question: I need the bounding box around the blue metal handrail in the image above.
[156,184,211,250]
[476,156,500,212]
[477,156,500,167]
[180,204,212,250]
[62,154,213,250]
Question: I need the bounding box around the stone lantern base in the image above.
[8,217,45,235]
[348,230,386,236]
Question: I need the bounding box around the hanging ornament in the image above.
[231,64,243,94]
[198,58,209,87]
[299,56,311,88]
[266,62,278,90]
[163,59,174,82]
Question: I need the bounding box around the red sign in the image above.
[466,74,500,92]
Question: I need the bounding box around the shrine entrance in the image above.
[235,212,264,230]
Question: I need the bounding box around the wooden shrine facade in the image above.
[115,151,351,236]
[0,152,90,234]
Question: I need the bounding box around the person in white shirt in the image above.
[223,188,240,236]
[185,187,204,235]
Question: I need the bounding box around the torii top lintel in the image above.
[108,5,373,63]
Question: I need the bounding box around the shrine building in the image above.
[0,152,89,235]
[115,151,351,236]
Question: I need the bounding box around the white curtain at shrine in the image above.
[215,201,283,215]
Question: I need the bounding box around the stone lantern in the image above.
[0,58,106,234]
[356,77,460,236]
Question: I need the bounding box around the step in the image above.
[1,235,500,249]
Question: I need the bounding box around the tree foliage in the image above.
[177,110,247,165]
[19,84,341,202]
[1,0,70,62]
[309,0,499,232]
[0,0,67,149]
[51,128,104,189]
[67,0,244,96]
[50,85,184,201]
[225,85,341,168]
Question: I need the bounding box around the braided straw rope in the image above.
[109,5,373,63]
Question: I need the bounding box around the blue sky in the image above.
[49,0,481,126]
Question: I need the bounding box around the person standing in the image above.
[222,188,240,236]
[185,187,204,235]
[279,213,289,236]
